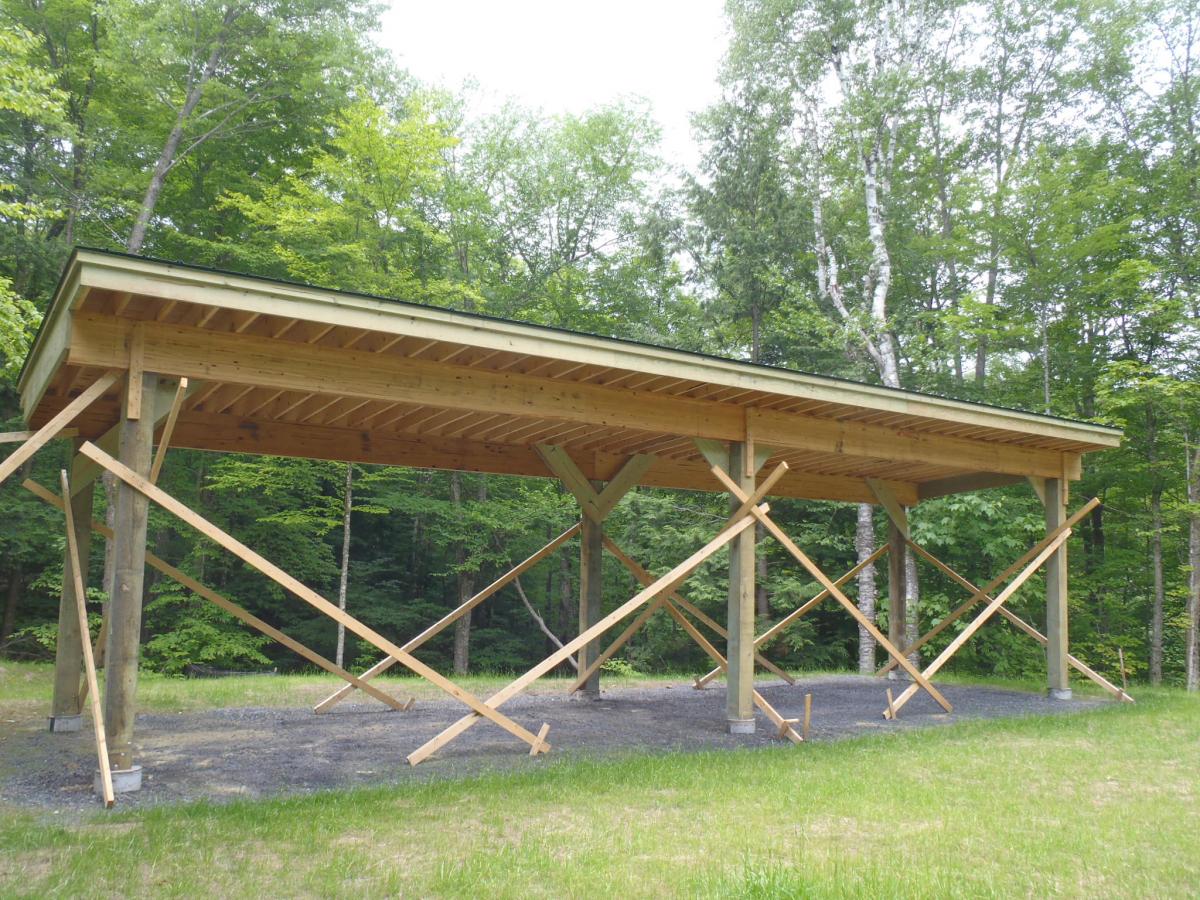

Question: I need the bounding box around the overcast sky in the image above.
[376,0,730,169]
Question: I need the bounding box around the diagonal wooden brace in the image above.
[60,470,115,808]
[406,509,763,766]
[659,599,802,744]
[904,531,1131,703]
[79,441,551,755]
[876,498,1102,676]
[710,464,953,714]
[613,539,794,684]
[0,371,120,488]
[886,524,1075,718]
[693,544,889,689]
[25,478,414,713]
[314,521,582,713]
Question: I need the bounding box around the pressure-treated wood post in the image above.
[577,491,605,697]
[103,372,156,778]
[49,440,94,732]
[1044,477,1071,698]
[886,519,907,672]
[726,441,756,733]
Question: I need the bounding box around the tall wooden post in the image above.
[726,441,756,733]
[1044,477,1071,698]
[49,440,94,732]
[886,519,907,674]
[577,490,605,697]
[103,372,155,779]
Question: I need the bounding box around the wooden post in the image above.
[578,493,604,697]
[102,372,156,774]
[727,441,756,733]
[535,447,653,699]
[1045,476,1071,699]
[50,440,94,731]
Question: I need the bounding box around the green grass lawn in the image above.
[1,664,1197,898]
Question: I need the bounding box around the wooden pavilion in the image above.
[3,248,1128,803]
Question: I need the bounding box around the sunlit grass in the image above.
[0,661,1195,898]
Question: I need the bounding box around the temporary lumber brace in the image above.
[709,464,954,714]
[900,526,1131,703]
[885,519,1077,718]
[566,535,794,693]
[406,508,762,765]
[60,470,114,807]
[658,597,803,744]
[149,376,188,483]
[0,370,118,487]
[24,479,414,712]
[536,445,654,695]
[692,544,890,689]
[79,440,553,755]
[313,521,583,713]
[876,498,1104,678]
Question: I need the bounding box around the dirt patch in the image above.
[0,675,1102,816]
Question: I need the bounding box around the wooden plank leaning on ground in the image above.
[691,544,890,689]
[885,519,1078,718]
[875,498,1107,678]
[24,479,414,712]
[901,526,1131,703]
[406,509,762,766]
[0,371,119,487]
[313,522,582,714]
[709,464,954,714]
[78,441,552,755]
[59,470,115,808]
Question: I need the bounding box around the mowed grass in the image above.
[1,665,1197,898]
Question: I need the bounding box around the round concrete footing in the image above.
[48,714,83,733]
[1048,688,1073,701]
[96,764,143,796]
[727,718,756,735]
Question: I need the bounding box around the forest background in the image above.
[1,0,1197,690]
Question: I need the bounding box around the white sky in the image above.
[376,0,730,170]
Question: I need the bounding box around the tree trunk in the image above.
[855,503,878,673]
[0,563,22,653]
[1150,485,1164,685]
[1187,437,1200,691]
[449,473,485,675]
[335,464,353,669]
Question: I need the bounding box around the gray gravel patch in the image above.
[0,675,1103,815]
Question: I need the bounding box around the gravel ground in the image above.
[1,675,1102,814]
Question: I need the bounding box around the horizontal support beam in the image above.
[117,411,921,506]
[918,472,1027,501]
[749,409,1080,481]
[64,313,1080,482]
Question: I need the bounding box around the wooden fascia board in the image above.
[163,411,919,505]
[67,314,1084,481]
[18,266,83,420]
[749,409,1077,481]
[69,252,1123,450]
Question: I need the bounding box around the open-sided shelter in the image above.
[4,249,1128,800]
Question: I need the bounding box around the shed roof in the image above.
[19,249,1122,505]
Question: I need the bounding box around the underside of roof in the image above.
[19,249,1123,506]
